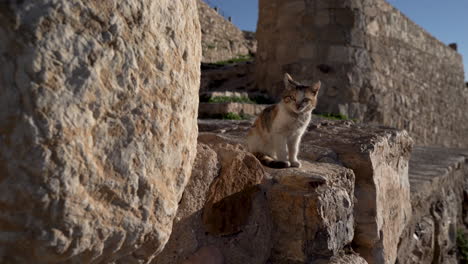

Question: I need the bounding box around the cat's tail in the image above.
[252,152,290,169]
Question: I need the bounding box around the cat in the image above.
[246,73,321,168]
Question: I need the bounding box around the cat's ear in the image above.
[311,81,321,93]
[284,73,294,88]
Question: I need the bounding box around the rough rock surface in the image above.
[156,119,413,264]
[396,147,468,264]
[151,144,220,264]
[197,0,256,63]
[265,162,355,263]
[198,119,413,264]
[0,0,201,263]
[153,135,272,264]
[155,131,358,264]
[255,0,468,147]
[300,120,413,264]
[201,142,265,236]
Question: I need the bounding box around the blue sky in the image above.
[205,0,468,81]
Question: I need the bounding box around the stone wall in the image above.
[397,147,468,264]
[197,0,256,63]
[0,0,201,263]
[255,0,468,147]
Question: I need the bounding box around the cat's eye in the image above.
[284,96,295,101]
[303,98,311,102]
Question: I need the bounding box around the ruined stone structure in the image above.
[152,119,468,264]
[0,0,201,262]
[154,119,414,264]
[1,0,467,263]
[256,0,468,147]
[197,0,256,63]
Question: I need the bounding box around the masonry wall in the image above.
[256,0,468,147]
[363,0,467,147]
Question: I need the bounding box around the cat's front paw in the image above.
[290,160,302,168]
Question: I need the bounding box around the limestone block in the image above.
[201,143,266,236]
[266,162,355,263]
[301,119,413,264]
[0,0,201,263]
[154,138,272,264]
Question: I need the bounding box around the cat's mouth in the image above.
[296,105,308,113]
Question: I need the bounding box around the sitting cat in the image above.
[246,73,321,168]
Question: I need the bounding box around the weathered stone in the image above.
[265,161,355,263]
[300,119,413,264]
[256,0,468,147]
[197,0,256,63]
[198,119,413,264]
[154,139,272,264]
[396,147,468,264]
[158,119,415,263]
[152,144,219,264]
[201,143,266,236]
[0,0,201,263]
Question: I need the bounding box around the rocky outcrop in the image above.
[0,0,201,263]
[197,0,256,63]
[255,0,468,147]
[396,147,468,264]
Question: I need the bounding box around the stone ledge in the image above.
[198,102,268,119]
[396,146,468,264]
[157,119,413,264]
[154,129,359,263]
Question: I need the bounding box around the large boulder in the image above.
[0,0,201,263]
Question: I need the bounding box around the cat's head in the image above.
[281,73,321,113]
